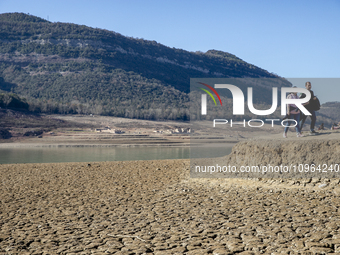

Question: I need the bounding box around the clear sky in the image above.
[0,0,339,103]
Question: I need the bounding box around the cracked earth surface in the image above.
[1,160,340,254]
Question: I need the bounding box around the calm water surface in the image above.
[0,145,233,164]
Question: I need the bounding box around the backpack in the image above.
[312,97,321,111]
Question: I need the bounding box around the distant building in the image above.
[95,127,125,134]
[155,127,191,134]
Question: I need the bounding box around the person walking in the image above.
[283,89,303,138]
[300,81,318,134]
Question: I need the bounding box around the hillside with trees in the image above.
[0,12,291,120]
[317,102,340,126]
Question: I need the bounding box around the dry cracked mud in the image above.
[2,159,340,254]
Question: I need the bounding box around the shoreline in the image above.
[0,140,238,148]
[0,143,192,148]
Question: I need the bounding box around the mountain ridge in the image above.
[0,12,290,120]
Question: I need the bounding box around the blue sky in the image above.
[0,0,339,102]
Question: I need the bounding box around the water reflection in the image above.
[0,147,190,164]
[0,143,234,164]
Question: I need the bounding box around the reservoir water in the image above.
[0,145,233,164]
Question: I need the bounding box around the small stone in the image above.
[226,242,244,253]
[309,247,333,254]
[213,248,232,254]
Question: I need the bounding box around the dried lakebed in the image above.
[1,159,340,254]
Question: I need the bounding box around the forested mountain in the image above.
[317,102,340,126]
[0,12,290,120]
